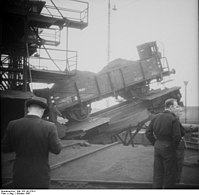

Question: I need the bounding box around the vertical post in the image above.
[107,0,110,64]
[106,0,117,108]
[94,76,101,95]
[23,17,28,92]
[23,56,27,91]
[66,27,69,71]
[184,81,188,123]
[106,0,111,108]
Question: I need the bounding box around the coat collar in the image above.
[163,110,177,117]
[163,110,171,113]
[24,114,41,119]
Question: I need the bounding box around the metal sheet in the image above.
[66,117,110,133]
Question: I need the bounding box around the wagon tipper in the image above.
[37,41,182,144]
[48,41,178,123]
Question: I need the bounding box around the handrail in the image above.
[41,0,88,24]
[50,0,64,19]
[29,48,77,74]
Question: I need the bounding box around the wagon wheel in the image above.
[64,104,91,122]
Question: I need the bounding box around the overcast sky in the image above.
[65,0,198,106]
[39,0,198,107]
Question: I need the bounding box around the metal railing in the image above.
[29,47,77,74]
[38,26,61,46]
[41,0,89,24]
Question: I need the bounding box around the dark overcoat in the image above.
[2,115,62,189]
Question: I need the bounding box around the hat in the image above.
[25,96,49,114]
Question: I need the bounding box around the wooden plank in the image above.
[110,69,124,90]
[97,73,112,95]
[107,72,114,92]
[94,76,101,94]
[119,68,126,89]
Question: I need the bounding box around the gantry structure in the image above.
[0,0,89,136]
[0,0,89,91]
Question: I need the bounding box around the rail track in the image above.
[3,177,199,189]
[50,179,199,189]
[50,142,119,169]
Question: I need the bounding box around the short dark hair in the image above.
[165,98,177,108]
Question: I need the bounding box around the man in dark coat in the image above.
[145,98,182,188]
[2,96,62,189]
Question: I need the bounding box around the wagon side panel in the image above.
[122,61,144,87]
[77,77,99,102]
[109,69,124,91]
[97,73,112,95]
[53,81,78,110]
[140,57,161,80]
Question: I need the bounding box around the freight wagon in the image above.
[50,41,175,121]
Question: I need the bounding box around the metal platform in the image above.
[29,69,72,83]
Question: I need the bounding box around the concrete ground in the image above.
[51,143,199,186]
[51,144,154,182]
[2,141,199,188]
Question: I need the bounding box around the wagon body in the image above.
[51,41,171,113]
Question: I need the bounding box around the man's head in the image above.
[25,96,49,118]
[165,98,182,117]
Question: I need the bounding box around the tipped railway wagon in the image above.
[50,41,178,121]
